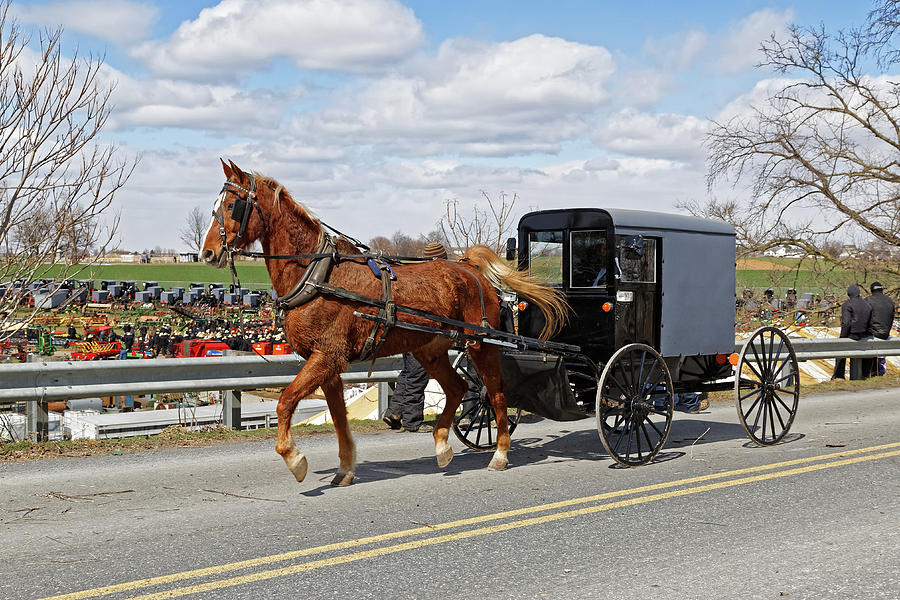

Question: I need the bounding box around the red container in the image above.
[272,343,292,355]
[252,342,273,355]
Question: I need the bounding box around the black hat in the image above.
[847,284,860,297]
[870,281,883,293]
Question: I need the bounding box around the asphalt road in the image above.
[2,388,898,600]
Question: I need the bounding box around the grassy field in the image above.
[39,262,273,288]
[14,255,898,296]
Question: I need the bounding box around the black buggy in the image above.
[452,208,800,467]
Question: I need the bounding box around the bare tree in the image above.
[699,0,900,292]
[179,206,208,252]
[0,2,134,339]
[440,191,518,255]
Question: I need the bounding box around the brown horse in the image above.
[200,160,567,485]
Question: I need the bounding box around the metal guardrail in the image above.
[0,354,405,441]
[3,336,898,441]
[0,354,403,403]
[735,336,900,361]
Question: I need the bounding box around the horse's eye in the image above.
[226,202,234,210]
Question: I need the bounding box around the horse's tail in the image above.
[462,244,569,340]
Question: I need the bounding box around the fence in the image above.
[2,336,899,442]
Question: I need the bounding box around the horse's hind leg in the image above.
[275,350,340,483]
[321,376,356,486]
[467,344,510,470]
[413,349,466,468]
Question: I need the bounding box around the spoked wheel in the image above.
[450,351,521,451]
[735,326,799,445]
[596,343,674,467]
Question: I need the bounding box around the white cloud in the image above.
[131,0,423,80]
[716,9,793,73]
[297,34,616,157]
[593,109,709,163]
[643,29,708,70]
[11,0,159,44]
[94,62,302,134]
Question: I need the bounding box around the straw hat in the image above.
[423,242,448,259]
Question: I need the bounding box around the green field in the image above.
[38,262,273,289]
[15,256,899,297]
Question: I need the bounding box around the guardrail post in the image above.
[24,353,49,441]
[223,389,241,430]
[26,400,49,442]
[377,382,393,418]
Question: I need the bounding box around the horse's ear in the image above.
[221,158,233,179]
[228,160,246,183]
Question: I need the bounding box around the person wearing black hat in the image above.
[865,282,895,376]
[832,284,873,380]
[119,324,135,359]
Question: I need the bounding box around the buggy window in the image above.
[528,231,563,286]
[570,230,608,288]
[617,237,657,283]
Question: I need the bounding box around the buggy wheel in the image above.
[450,351,521,452]
[735,326,799,445]
[596,343,673,467]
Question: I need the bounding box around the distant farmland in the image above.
[29,256,895,296]
[41,262,272,288]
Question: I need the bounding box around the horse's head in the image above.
[200,160,265,268]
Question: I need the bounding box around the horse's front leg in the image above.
[321,376,356,486]
[275,350,338,483]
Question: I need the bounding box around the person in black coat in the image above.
[832,284,873,380]
[865,281,895,376]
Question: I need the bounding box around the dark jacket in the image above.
[866,292,895,339]
[840,285,872,340]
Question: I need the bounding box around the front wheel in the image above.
[596,344,674,467]
[450,350,521,451]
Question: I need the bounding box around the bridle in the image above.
[212,176,265,252]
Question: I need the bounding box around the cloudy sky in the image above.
[8,0,876,252]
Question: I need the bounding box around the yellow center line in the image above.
[121,448,900,600]
[38,442,900,600]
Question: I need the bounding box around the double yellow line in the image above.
[43,442,900,600]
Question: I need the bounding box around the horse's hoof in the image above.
[331,471,355,486]
[487,453,508,471]
[436,446,454,468]
[287,454,308,482]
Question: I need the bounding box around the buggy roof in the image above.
[606,208,734,236]
[519,207,734,236]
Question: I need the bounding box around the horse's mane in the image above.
[255,173,324,247]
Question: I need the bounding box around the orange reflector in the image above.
[601,302,612,312]
[517,301,528,311]
[728,353,740,366]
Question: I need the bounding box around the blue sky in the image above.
[7,0,883,251]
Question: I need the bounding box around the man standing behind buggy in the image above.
[865,282,895,376]
[831,284,873,380]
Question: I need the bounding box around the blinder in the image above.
[213,176,260,250]
[230,196,250,224]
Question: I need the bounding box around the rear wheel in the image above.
[735,326,799,445]
[450,351,521,451]
[596,343,674,467]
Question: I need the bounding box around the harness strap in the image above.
[275,235,336,309]
[310,281,581,353]
[359,265,396,374]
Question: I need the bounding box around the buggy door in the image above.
[614,234,661,349]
